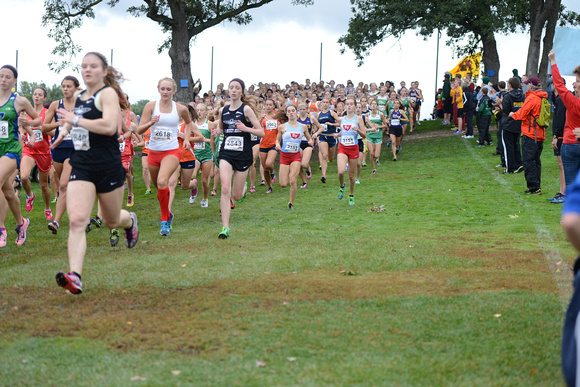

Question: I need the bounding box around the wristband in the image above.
[72,116,79,126]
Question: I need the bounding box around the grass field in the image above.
[0,119,573,385]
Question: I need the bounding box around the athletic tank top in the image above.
[281,122,303,154]
[142,129,151,152]
[25,108,50,155]
[409,89,419,98]
[0,92,20,153]
[219,103,254,157]
[376,94,388,112]
[369,111,382,126]
[386,100,396,116]
[260,115,279,149]
[53,99,74,149]
[120,111,134,157]
[339,115,359,147]
[318,110,336,135]
[297,116,312,142]
[178,122,195,162]
[390,110,403,128]
[193,119,212,153]
[69,85,121,169]
[149,100,180,151]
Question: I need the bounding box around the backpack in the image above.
[536,97,551,128]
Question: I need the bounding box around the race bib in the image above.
[265,120,277,130]
[194,141,206,150]
[0,121,7,139]
[144,140,150,148]
[119,142,126,152]
[224,136,243,151]
[71,127,90,151]
[285,142,299,153]
[391,119,400,126]
[341,136,356,146]
[251,134,258,141]
[152,129,172,141]
[322,124,328,132]
[33,129,43,143]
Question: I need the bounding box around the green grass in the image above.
[0,120,572,385]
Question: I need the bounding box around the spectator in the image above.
[548,80,567,203]
[462,81,476,139]
[441,74,452,125]
[501,77,525,174]
[475,87,493,147]
[492,81,508,162]
[450,78,464,134]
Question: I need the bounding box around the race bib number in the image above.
[194,141,206,150]
[224,136,243,151]
[71,127,90,151]
[285,142,299,153]
[322,124,328,132]
[144,140,150,148]
[379,104,386,111]
[341,136,356,146]
[391,119,400,126]
[119,142,126,153]
[152,129,172,141]
[251,134,258,141]
[265,120,277,130]
[0,121,7,139]
[33,129,43,143]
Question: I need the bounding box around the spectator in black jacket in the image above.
[501,77,525,174]
[441,74,452,125]
[549,81,568,203]
[461,81,476,139]
[493,82,508,164]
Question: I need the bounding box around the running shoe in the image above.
[321,176,326,184]
[230,197,235,209]
[25,193,35,212]
[48,221,59,235]
[218,226,230,239]
[375,160,380,165]
[91,216,103,228]
[237,182,247,203]
[145,189,152,194]
[300,182,308,189]
[397,146,402,151]
[85,223,92,234]
[372,169,376,175]
[15,218,30,246]
[475,144,485,148]
[488,142,494,146]
[201,199,209,208]
[51,196,58,203]
[338,184,345,200]
[387,141,392,147]
[266,187,273,194]
[349,196,355,206]
[109,228,120,247]
[288,203,294,210]
[547,192,563,201]
[393,157,397,162]
[127,195,134,207]
[211,189,217,196]
[514,166,524,174]
[271,172,276,183]
[14,175,22,191]
[306,166,312,179]
[417,121,422,125]
[550,195,565,204]
[250,185,256,193]
[44,209,53,220]
[55,271,82,294]
[160,221,171,236]
[362,161,367,167]
[260,180,266,186]
[524,188,542,195]
[167,212,174,230]
[355,179,360,185]
[189,194,197,204]
[0,228,6,248]
[124,212,138,248]
[346,163,349,172]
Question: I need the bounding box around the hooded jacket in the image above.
[511,90,548,142]
[501,88,525,133]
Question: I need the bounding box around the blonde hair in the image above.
[157,77,177,91]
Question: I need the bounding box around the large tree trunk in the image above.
[481,33,500,84]
[538,0,561,86]
[526,0,545,78]
[168,1,194,103]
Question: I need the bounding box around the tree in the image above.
[131,99,150,117]
[338,0,523,83]
[18,81,63,105]
[42,0,312,103]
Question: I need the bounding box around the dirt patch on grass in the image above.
[0,266,557,354]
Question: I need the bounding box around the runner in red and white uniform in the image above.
[141,127,152,194]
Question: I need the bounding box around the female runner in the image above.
[387,99,409,161]
[399,88,414,141]
[275,104,313,209]
[43,75,80,234]
[259,99,279,193]
[213,78,263,239]
[20,86,53,219]
[335,97,366,205]
[52,52,138,294]
[138,78,193,236]
[366,100,387,172]
[141,127,152,194]
[0,65,39,247]
[376,86,389,113]
[409,81,424,129]
[297,102,320,187]
[313,97,340,183]
[193,103,217,207]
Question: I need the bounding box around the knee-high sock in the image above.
[157,187,170,221]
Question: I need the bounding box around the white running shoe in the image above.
[201,200,208,208]
[189,195,197,204]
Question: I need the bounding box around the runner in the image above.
[137,77,194,236]
[355,102,368,184]
[296,102,320,188]
[399,88,413,140]
[140,127,152,194]
[259,99,279,193]
[213,78,264,239]
[20,86,53,220]
[335,97,366,205]
[387,99,409,161]
[376,86,389,113]
[409,81,424,128]
[52,52,138,294]
[275,103,313,209]
[193,103,217,207]
[313,97,340,183]
[43,75,80,234]
[0,64,40,247]
[366,100,387,173]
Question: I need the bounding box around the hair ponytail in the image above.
[85,51,129,110]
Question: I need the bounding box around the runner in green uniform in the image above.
[366,100,387,173]
[376,86,389,113]
[0,65,40,247]
[193,103,216,208]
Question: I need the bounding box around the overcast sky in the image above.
[5,0,580,109]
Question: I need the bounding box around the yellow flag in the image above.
[450,53,482,79]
